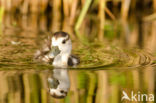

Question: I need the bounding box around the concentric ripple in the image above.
[0,32,156,70]
[73,43,156,69]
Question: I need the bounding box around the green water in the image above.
[0,13,156,103]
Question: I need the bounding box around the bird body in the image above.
[34,31,80,67]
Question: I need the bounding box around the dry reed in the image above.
[98,0,106,41]
[154,0,156,12]
[121,0,131,21]
[0,0,154,41]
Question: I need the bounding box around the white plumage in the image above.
[34,31,80,67]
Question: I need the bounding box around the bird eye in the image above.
[62,40,66,44]
[60,90,64,93]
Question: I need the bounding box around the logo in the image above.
[121,91,154,102]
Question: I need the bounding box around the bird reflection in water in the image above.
[48,68,70,98]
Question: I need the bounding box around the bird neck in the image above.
[53,52,71,67]
[60,52,70,62]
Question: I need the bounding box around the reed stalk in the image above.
[0,1,4,19]
[132,70,140,89]
[28,14,38,31]
[21,15,28,30]
[39,14,47,31]
[29,0,39,13]
[4,13,12,29]
[11,0,20,12]
[14,75,22,103]
[128,22,138,46]
[39,73,48,103]
[40,0,48,13]
[75,30,89,45]
[154,0,156,12]
[81,0,86,6]
[0,72,9,103]
[112,0,119,19]
[75,0,92,30]
[98,0,106,41]
[131,0,136,10]
[121,0,131,21]
[62,18,76,39]
[110,85,119,103]
[69,71,79,103]
[29,74,40,103]
[151,21,156,50]
[105,7,116,20]
[8,92,14,103]
[95,71,108,103]
[51,0,62,32]
[5,0,11,11]
[0,6,4,24]
[69,0,78,25]
[86,72,96,103]
[23,74,31,103]
[144,67,155,97]
[63,0,70,17]
[20,0,29,14]
[98,0,105,29]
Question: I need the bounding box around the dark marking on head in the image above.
[53,31,70,40]
[62,40,66,44]
[62,36,69,44]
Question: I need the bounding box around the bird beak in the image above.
[48,78,59,89]
[50,46,60,57]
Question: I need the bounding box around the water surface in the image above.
[0,13,156,103]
